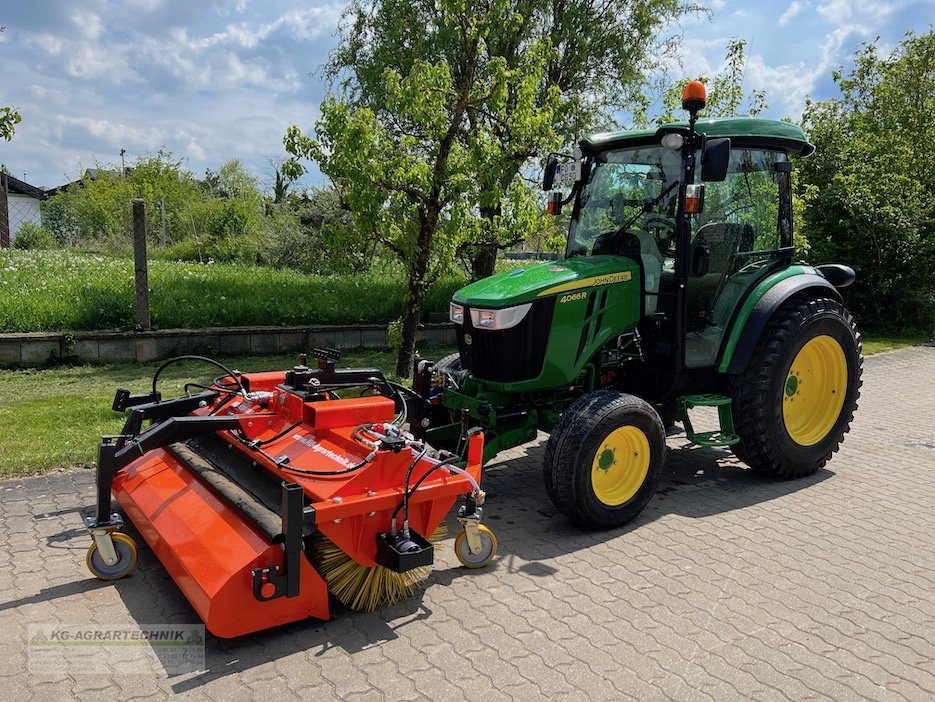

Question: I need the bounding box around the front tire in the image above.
[546,390,666,529]
[731,296,862,477]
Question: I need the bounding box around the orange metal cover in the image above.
[112,449,330,638]
[304,395,395,429]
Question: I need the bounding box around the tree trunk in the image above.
[395,291,423,378]
[470,244,498,280]
[396,213,434,378]
[471,203,502,280]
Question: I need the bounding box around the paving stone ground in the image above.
[1,346,933,701]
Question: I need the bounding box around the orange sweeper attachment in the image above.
[83,350,495,638]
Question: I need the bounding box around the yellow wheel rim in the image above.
[591,426,651,506]
[782,335,847,446]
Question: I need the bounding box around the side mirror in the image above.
[691,242,710,276]
[701,138,731,182]
[542,155,559,191]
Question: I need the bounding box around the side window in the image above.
[685,149,788,369]
[695,149,785,264]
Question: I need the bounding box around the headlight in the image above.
[469,303,532,331]
[450,302,465,324]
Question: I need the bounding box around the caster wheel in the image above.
[454,525,498,568]
[86,532,138,580]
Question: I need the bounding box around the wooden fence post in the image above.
[132,198,151,330]
[0,172,10,249]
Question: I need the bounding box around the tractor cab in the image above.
[545,102,814,376]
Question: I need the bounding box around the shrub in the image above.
[13,222,57,250]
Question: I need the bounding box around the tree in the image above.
[287,0,699,375]
[271,186,373,274]
[327,0,701,279]
[798,31,935,334]
[45,153,266,257]
[286,1,558,376]
[46,151,202,246]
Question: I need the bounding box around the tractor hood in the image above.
[452,256,640,308]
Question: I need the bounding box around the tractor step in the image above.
[677,394,740,447]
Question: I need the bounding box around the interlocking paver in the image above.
[0,345,933,700]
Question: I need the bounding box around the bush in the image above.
[269,188,375,275]
[13,222,57,250]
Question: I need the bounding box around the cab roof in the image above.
[581,117,814,157]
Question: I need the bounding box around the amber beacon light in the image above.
[681,80,707,114]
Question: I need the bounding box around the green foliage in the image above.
[45,152,267,257]
[330,0,700,142]
[271,187,373,274]
[0,105,21,141]
[13,222,57,250]
[47,151,194,246]
[799,31,935,334]
[387,318,403,352]
[286,0,562,374]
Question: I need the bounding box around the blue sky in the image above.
[1,0,931,189]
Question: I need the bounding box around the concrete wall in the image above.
[0,323,455,368]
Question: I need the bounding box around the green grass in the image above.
[0,250,466,332]
[862,334,928,355]
[0,347,453,477]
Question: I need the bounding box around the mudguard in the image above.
[720,272,842,375]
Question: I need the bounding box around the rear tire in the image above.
[546,390,665,529]
[731,296,862,478]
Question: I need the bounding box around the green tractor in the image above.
[412,81,862,529]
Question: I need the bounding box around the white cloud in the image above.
[779,1,803,26]
[71,8,104,41]
[816,0,896,36]
[28,33,64,55]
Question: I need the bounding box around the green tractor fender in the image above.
[718,267,843,375]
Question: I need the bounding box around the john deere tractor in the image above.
[412,81,862,529]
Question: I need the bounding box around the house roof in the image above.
[3,173,49,200]
[45,167,127,196]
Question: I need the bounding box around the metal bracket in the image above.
[85,513,124,567]
[252,483,304,602]
[457,503,485,555]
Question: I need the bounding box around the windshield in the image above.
[567,145,681,259]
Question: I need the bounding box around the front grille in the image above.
[456,298,555,382]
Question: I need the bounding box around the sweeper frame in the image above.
[84,351,496,638]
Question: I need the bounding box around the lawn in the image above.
[861,335,928,355]
[0,250,465,332]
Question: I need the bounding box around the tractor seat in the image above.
[592,230,663,314]
[692,222,755,275]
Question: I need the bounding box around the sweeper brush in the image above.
[83,350,495,638]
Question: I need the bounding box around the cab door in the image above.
[684,148,793,368]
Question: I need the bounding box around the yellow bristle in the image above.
[308,525,448,612]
